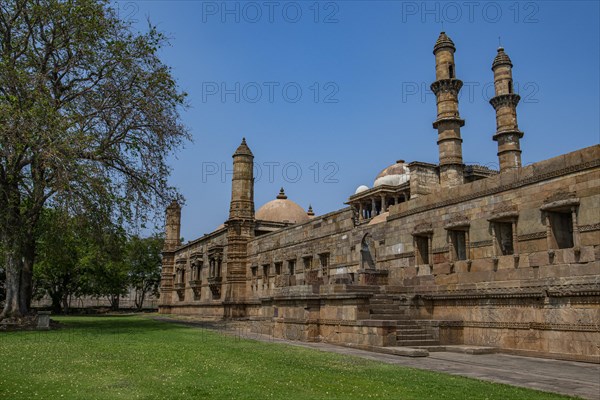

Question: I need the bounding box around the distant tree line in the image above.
[0,208,164,314]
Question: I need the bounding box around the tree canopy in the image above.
[0,0,189,318]
[34,207,164,313]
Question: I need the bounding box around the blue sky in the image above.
[119,1,600,240]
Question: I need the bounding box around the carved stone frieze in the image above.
[430,79,463,95]
[489,93,521,109]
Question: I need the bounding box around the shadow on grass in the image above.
[50,315,184,334]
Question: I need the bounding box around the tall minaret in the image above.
[225,138,255,316]
[490,47,523,172]
[431,32,465,188]
[229,137,254,220]
[158,200,181,311]
[164,200,181,251]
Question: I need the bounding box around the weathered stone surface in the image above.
[158,36,600,363]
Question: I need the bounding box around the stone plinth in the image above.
[37,311,51,330]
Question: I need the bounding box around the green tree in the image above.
[34,208,82,313]
[0,0,188,318]
[80,224,129,311]
[127,234,162,311]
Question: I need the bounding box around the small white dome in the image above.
[355,185,369,194]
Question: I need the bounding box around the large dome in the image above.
[255,188,310,224]
[374,160,410,187]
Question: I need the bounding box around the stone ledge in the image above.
[499,348,600,364]
[370,346,429,357]
[356,320,399,327]
[413,345,498,355]
[339,342,429,357]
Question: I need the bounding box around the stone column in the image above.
[427,235,433,266]
[225,138,255,315]
[491,223,498,257]
[571,207,580,248]
[432,32,465,188]
[511,220,519,255]
[490,47,523,172]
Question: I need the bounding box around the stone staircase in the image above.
[368,294,440,347]
[395,320,439,347]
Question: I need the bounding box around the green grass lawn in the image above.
[0,315,573,399]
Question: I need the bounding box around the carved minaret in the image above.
[164,200,181,251]
[431,32,465,188]
[490,47,523,172]
[158,200,181,310]
[225,138,255,316]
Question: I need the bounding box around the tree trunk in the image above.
[1,247,26,319]
[50,291,62,314]
[0,188,28,320]
[19,237,35,312]
[135,288,146,311]
[109,294,120,311]
[62,292,70,315]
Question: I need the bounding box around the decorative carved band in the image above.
[430,79,463,96]
[580,223,600,232]
[489,93,521,109]
[439,155,465,165]
[540,192,580,211]
[493,129,524,141]
[488,205,519,221]
[470,240,493,248]
[413,222,433,235]
[517,232,546,241]
[419,284,599,301]
[420,291,543,300]
[439,320,599,332]
[444,215,470,229]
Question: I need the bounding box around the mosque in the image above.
[159,33,600,362]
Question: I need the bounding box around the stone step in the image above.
[369,304,404,313]
[369,314,411,320]
[396,328,429,335]
[369,310,406,316]
[371,294,392,298]
[396,321,420,327]
[396,339,440,346]
[369,300,396,305]
[397,333,435,340]
[411,345,498,355]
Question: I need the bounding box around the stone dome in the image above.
[355,185,369,194]
[433,31,455,54]
[255,188,310,224]
[373,160,410,187]
[492,47,513,70]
